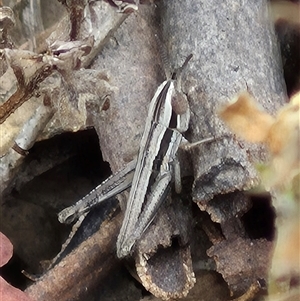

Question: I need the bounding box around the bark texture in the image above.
[158,0,286,203]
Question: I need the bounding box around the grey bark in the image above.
[158,0,286,205]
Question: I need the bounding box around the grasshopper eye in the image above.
[171,91,189,115]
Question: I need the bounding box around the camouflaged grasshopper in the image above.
[58,54,211,258]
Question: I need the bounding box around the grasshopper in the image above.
[58,54,207,258]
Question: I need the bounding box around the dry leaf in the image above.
[218,92,275,143]
[266,92,300,186]
[219,91,300,187]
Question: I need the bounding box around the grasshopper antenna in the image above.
[154,32,193,88]
[173,54,193,91]
[154,33,172,80]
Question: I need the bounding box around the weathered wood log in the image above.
[25,211,122,301]
[158,0,286,203]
